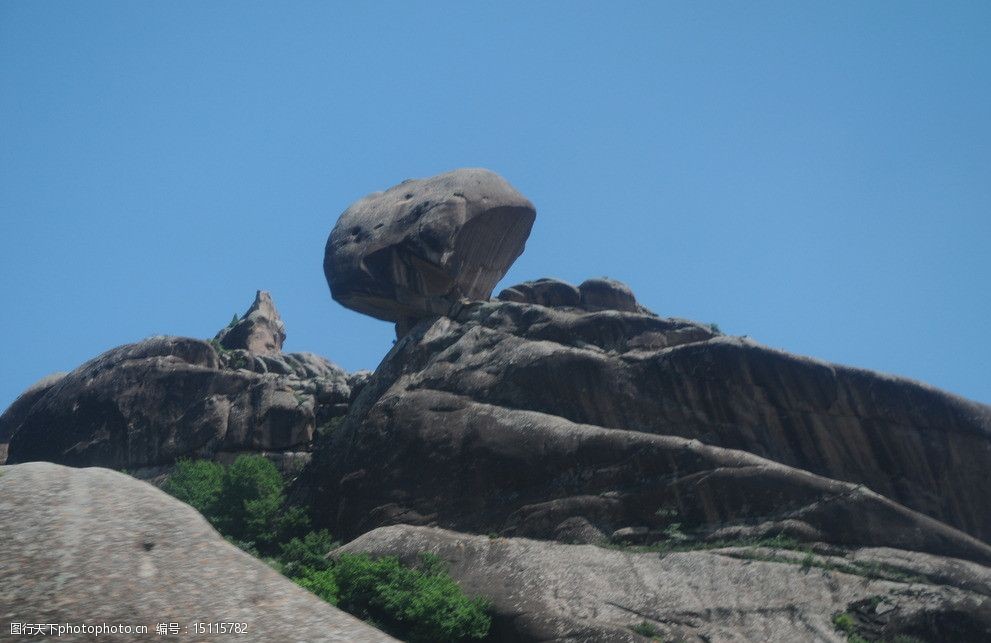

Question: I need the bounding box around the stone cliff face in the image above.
[300,295,991,561]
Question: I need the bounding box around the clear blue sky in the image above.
[2,1,989,411]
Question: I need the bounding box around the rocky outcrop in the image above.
[300,292,991,557]
[339,525,991,643]
[324,168,536,333]
[215,290,286,355]
[578,277,640,312]
[0,371,65,463]
[498,276,654,315]
[497,277,582,308]
[4,294,354,472]
[0,462,395,642]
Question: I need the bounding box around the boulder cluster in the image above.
[1,290,368,475]
[3,168,991,642]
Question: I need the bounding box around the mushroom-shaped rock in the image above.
[324,168,536,324]
[215,290,286,355]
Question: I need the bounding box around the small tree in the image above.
[163,459,223,516]
[214,455,285,548]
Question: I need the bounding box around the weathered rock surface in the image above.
[215,290,287,355]
[301,293,991,556]
[0,462,395,642]
[497,277,582,308]
[324,168,536,328]
[339,525,991,643]
[578,277,640,312]
[0,371,65,463]
[4,294,354,471]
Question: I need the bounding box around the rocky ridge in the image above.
[2,291,364,476]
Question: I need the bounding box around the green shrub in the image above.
[164,455,306,553]
[832,611,855,634]
[295,568,340,605]
[214,455,290,549]
[279,529,337,578]
[631,619,663,638]
[334,552,490,642]
[163,459,223,516]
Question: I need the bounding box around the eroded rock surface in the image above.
[0,371,65,463]
[324,168,536,329]
[339,525,991,643]
[215,290,286,355]
[301,292,991,554]
[0,462,396,642]
[4,294,353,472]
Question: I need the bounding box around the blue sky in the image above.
[2,1,989,410]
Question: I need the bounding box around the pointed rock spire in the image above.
[214,290,286,355]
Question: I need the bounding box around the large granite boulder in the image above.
[4,294,353,471]
[0,462,395,642]
[215,290,286,355]
[299,288,991,558]
[324,168,536,331]
[0,371,65,463]
[340,525,991,642]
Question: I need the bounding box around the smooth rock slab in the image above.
[0,462,396,642]
[324,168,535,324]
[339,525,991,643]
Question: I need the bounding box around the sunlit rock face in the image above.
[324,168,536,333]
[0,462,397,643]
[215,290,286,355]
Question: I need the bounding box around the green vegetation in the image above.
[332,552,491,643]
[630,619,664,640]
[316,415,345,438]
[832,611,856,635]
[163,458,224,516]
[163,455,306,553]
[163,456,491,641]
[708,322,721,334]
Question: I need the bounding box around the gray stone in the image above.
[339,525,991,643]
[497,278,582,308]
[5,335,351,470]
[578,277,640,312]
[301,297,991,556]
[215,290,287,355]
[324,168,536,325]
[0,371,66,464]
[0,462,395,642]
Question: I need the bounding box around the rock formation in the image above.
[0,462,396,642]
[5,167,991,642]
[324,168,536,335]
[2,293,356,474]
[339,525,991,642]
[215,290,287,355]
[300,293,991,560]
[0,371,65,463]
